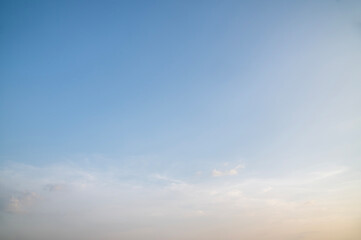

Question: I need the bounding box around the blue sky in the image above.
[1,1,361,239]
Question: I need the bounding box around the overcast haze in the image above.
[1,1,361,239]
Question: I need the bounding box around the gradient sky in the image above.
[1,1,361,239]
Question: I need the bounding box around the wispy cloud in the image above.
[43,184,66,192]
[5,191,38,214]
[0,162,360,239]
[152,174,184,184]
[311,167,348,180]
[212,164,244,177]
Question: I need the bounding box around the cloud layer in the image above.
[0,162,360,240]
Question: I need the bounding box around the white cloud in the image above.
[152,174,185,184]
[211,169,224,177]
[311,167,348,180]
[212,164,244,177]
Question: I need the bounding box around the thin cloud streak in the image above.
[212,164,245,177]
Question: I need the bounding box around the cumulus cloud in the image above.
[212,164,244,177]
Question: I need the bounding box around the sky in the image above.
[0,0,361,239]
